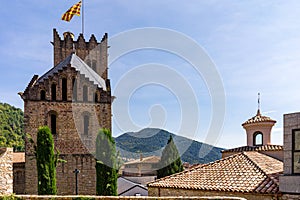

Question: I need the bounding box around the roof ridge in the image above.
[241,151,279,193]
[241,152,267,175]
[36,54,73,83]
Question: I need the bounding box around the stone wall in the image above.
[148,187,278,200]
[281,194,300,200]
[4,195,247,200]
[279,112,300,194]
[13,162,25,194]
[25,154,96,195]
[0,148,13,195]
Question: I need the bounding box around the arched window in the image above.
[92,60,97,71]
[62,78,67,101]
[50,113,57,135]
[51,84,56,101]
[83,85,88,102]
[253,131,263,146]
[40,90,46,100]
[72,78,77,101]
[83,115,89,135]
[94,92,98,102]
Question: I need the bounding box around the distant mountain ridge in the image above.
[115,128,224,164]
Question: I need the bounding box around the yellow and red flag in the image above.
[61,1,82,22]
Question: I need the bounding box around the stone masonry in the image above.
[19,29,112,195]
[0,148,13,195]
[279,112,300,198]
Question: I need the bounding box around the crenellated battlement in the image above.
[52,29,108,80]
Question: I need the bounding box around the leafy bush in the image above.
[0,194,21,200]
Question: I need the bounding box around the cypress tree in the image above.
[95,128,117,196]
[157,135,184,179]
[36,126,57,195]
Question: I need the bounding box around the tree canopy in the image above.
[0,102,24,151]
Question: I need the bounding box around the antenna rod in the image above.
[258,92,260,110]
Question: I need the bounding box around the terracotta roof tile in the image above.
[242,109,276,126]
[222,145,283,153]
[148,152,282,194]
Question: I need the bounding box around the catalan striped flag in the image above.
[61,1,82,22]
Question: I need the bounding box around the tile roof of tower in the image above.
[37,53,106,90]
[242,109,276,126]
[148,152,282,194]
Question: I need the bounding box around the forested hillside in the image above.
[116,128,224,164]
[0,102,24,151]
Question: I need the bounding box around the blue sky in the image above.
[1,0,300,148]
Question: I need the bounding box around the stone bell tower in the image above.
[19,29,112,195]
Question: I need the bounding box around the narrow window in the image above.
[51,84,56,101]
[40,90,46,100]
[83,85,88,102]
[72,78,77,101]
[51,114,57,134]
[94,92,98,102]
[253,131,263,146]
[84,115,89,135]
[86,59,91,67]
[92,60,97,71]
[62,78,67,101]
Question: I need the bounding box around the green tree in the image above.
[0,102,24,151]
[157,135,184,179]
[36,126,57,195]
[95,128,117,196]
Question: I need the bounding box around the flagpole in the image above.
[82,0,84,34]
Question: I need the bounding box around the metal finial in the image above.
[256,92,261,116]
[258,92,260,110]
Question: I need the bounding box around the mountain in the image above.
[0,102,225,162]
[115,128,224,164]
[0,102,24,151]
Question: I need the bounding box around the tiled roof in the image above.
[124,156,160,165]
[222,145,283,153]
[148,152,283,194]
[12,152,25,163]
[37,53,106,90]
[242,109,276,126]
